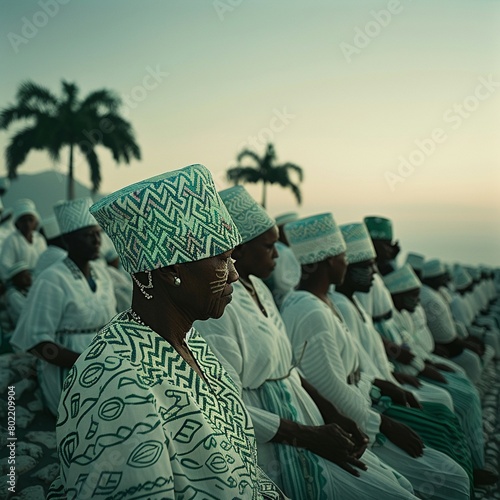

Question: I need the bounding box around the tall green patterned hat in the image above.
[274,211,299,227]
[364,216,393,240]
[90,164,241,274]
[405,252,425,272]
[453,265,473,291]
[421,259,446,279]
[340,222,376,264]
[219,186,275,244]
[54,198,98,235]
[284,213,346,265]
[383,264,421,294]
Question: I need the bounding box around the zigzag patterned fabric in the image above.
[54,197,97,235]
[340,222,376,264]
[284,212,346,265]
[54,312,285,499]
[90,164,241,273]
[219,186,275,244]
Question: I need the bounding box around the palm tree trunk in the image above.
[261,182,267,208]
[68,143,74,200]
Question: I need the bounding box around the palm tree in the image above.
[0,80,141,199]
[227,143,303,208]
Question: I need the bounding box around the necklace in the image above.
[128,308,190,350]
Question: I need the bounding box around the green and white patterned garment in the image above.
[53,311,284,499]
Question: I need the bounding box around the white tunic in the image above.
[264,242,301,308]
[5,287,28,326]
[11,257,116,415]
[33,245,67,279]
[420,285,458,343]
[331,291,455,412]
[195,279,417,499]
[0,230,47,280]
[283,291,470,500]
[280,290,381,443]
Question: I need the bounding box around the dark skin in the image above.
[392,288,454,377]
[29,225,103,369]
[12,269,32,290]
[299,253,423,458]
[336,259,422,409]
[131,249,239,381]
[232,226,279,315]
[15,214,38,243]
[235,227,369,475]
[371,238,400,276]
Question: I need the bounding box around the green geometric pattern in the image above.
[340,222,376,264]
[90,164,241,274]
[55,312,283,499]
[219,186,275,244]
[383,263,421,294]
[284,212,346,265]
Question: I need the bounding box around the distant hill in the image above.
[1,171,106,219]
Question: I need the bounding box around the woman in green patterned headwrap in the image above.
[48,165,285,500]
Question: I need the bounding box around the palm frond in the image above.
[17,81,58,107]
[280,162,304,181]
[236,149,261,165]
[80,89,121,112]
[288,182,302,205]
[78,144,101,192]
[61,81,79,109]
[0,104,45,129]
[226,166,262,185]
[93,113,141,162]
[5,126,42,178]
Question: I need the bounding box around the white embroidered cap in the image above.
[54,198,98,235]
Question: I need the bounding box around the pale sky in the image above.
[1,0,500,265]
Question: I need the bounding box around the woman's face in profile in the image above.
[180,249,239,321]
[237,226,279,280]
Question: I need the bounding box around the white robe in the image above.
[264,242,301,308]
[420,285,483,383]
[195,278,418,499]
[0,229,47,280]
[53,315,284,499]
[11,257,116,415]
[331,291,455,411]
[282,290,470,500]
[33,245,67,279]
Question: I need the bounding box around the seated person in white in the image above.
[11,198,116,415]
[0,198,46,280]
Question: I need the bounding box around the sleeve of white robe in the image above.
[0,235,17,280]
[10,277,65,351]
[420,288,458,343]
[6,288,27,325]
[194,313,281,444]
[286,309,381,443]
